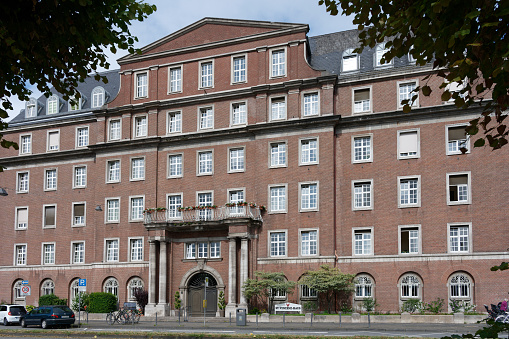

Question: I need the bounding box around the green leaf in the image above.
[422,85,432,96]
[473,138,485,147]
[441,91,451,101]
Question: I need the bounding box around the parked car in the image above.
[0,304,27,325]
[20,305,75,329]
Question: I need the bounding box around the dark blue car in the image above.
[20,305,75,329]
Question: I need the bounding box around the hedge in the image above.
[39,294,67,306]
[88,292,117,313]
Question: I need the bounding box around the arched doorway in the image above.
[187,273,217,317]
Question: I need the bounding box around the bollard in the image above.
[178,308,181,324]
[311,313,313,327]
[87,311,89,324]
[339,311,341,328]
[229,312,232,325]
[368,312,370,328]
[155,312,158,326]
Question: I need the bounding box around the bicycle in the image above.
[106,308,141,325]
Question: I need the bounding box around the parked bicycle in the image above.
[106,306,141,325]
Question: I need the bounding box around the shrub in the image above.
[401,299,422,313]
[39,294,67,306]
[424,297,444,314]
[302,301,317,312]
[174,291,182,310]
[87,292,117,313]
[217,291,226,311]
[361,297,378,312]
[340,301,353,313]
[248,307,261,315]
[133,289,148,314]
[71,292,90,311]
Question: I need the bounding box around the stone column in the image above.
[225,238,237,316]
[158,240,167,304]
[239,238,249,306]
[148,240,157,305]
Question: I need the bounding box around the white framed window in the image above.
[135,72,148,98]
[25,98,37,118]
[448,223,471,253]
[128,277,144,300]
[41,279,55,295]
[270,96,286,121]
[270,48,286,78]
[352,179,373,210]
[232,55,247,83]
[185,241,220,259]
[105,198,120,223]
[130,196,144,221]
[228,188,245,214]
[76,126,89,148]
[449,272,472,301]
[104,277,119,296]
[446,124,470,155]
[375,42,392,67]
[300,138,318,165]
[107,160,121,183]
[269,230,287,257]
[197,191,213,221]
[299,182,319,211]
[130,157,145,181]
[302,92,319,117]
[15,207,28,230]
[444,79,468,103]
[186,243,196,259]
[399,225,421,254]
[269,184,287,213]
[168,66,182,93]
[17,171,29,193]
[342,48,359,72]
[105,239,119,262]
[130,238,143,261]
[300,229,318,256]
[42,243,55,265]
[400,274,421,299]
[398,176,421,208]
[73,165,87,188]
[167,111,182,134]
[167,194,182,219]
[71,241,85,264]
[13,280,26,300]
[353,228,373,255]
[199,60,214,88]
[14,244,27,266]
[198,242,208,258]
[134,115,147,138]
[398,129,420,159]
[168,154,183,178]
[72,202,86,226]
[109,119,121,141]
[231,102,247,126]
[197,150,213,175]
[43,205,56,228]
[353,87,371,114]
[210,242,220,258]
[198,106,214,130]
[355,275,373,298]
[91,86,105,108]
[68,95,82,111]
[44,168,57,191]
[20,134,32,154]
[398,81,418,108]
[228,147,245,173]
[352,135,373,163]
[47,130,60,151]
[447,172,471,205]
[301,284,318,299]
[269,142,287,168]
[47,95,59,115]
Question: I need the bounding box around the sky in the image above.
[6,0,356,121]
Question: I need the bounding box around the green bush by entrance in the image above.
[87,292,117,313]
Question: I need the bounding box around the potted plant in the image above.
[174,291,182,316]
[218,291,226,317]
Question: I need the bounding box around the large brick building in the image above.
[0,18,507,316]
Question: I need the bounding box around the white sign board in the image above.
[275,302,302,313]
[21,285,31,296]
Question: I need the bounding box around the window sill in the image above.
[182,258,222,263]
[352,159,373,164]
[352,207,373,211]
[447,201,471,206]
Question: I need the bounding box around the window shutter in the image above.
[399,131,418,154]
[45,206,55,225]
[74,204,85,217]
[449,174,468,185]
[17,209,28,224]
[354,89,370,101]
[48,132,59,150]
[448,126,466,141]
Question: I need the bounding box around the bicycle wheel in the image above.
[133,311,141,324]
[106,313,114,325]
[118,311,128,325]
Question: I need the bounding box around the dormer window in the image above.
[342,49,358,72]
[69,95,82,111]
[47,95,59,115]
[25,98,37,118]
[375,42,392,67]
[92,87,105,108]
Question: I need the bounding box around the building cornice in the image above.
[0,149,94,169]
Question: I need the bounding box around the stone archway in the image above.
[187,272,218,317]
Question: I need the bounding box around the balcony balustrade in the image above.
[144,205,263,225]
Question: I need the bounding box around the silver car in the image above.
[0,304,27,325]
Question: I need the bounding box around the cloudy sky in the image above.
[7,0,355,121]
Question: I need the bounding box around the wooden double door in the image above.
[188,273,218,317]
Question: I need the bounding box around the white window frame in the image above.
[352,227,374,256]
[228,146,245,173]
[44,168,58,191]
[230,101,247,126]
[399,273,422,299]
[268,183,288,214]
[398,80,419,109]
[199,60,214,89]
[197,150,213,176]
[41,242,56,265]
[269,230,288,257]
[19,133,32,155]
[299,228,319,257]
[72,201,86,227]
[129,195,145,222]
[71,241,85,264]
[269,96,287,121]
[104,238,120,262]
[129,237,144,262]
[106,159,121,183]
[168,153,183,178]
[105,197,120,223]
[351,134,373,164]
[398,175,421,208]
[269,141,287,168]
[299,137,319,166]
[198,106,214,130]
[91,86,105,108]
[16,171,29,193]
[302,91,320,117]
[231,54,247,84]
[227,188,246,215]
[196,190,214,221]
[47,95,59,115]
[42,204,57,229]
[447,171,472,205]
[352,86,372,114]
[75,126,89,148]
[270,47,287,78]
[342,48,359,72]
[398,224,422,255]
[15,206,28,230]
[352,179,374,211]
[446,124,470,155]
[354,274,374,299]
[168,65,183,94]
[398,129,420,159]
[299,181,319,212]
[133,114,148,138]
[167,110,182,134]
[448,223,472,254]
[68,95,82,112]
[14,244,27,266]
[73,165,87,189]
[166,193,183,220]
[108,118,122,141]
[47,130,60,152]
[25,98,37,118]
[134,71,149,99]
[375,42,393,67]
[448,272,473,302]
[130,156,145,181]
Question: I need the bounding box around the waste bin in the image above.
[236,308,246,326]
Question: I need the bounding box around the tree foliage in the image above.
[242,271,296,312]
[0,0,156,150]
[319,0,509,149]
[298,265,354,313]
